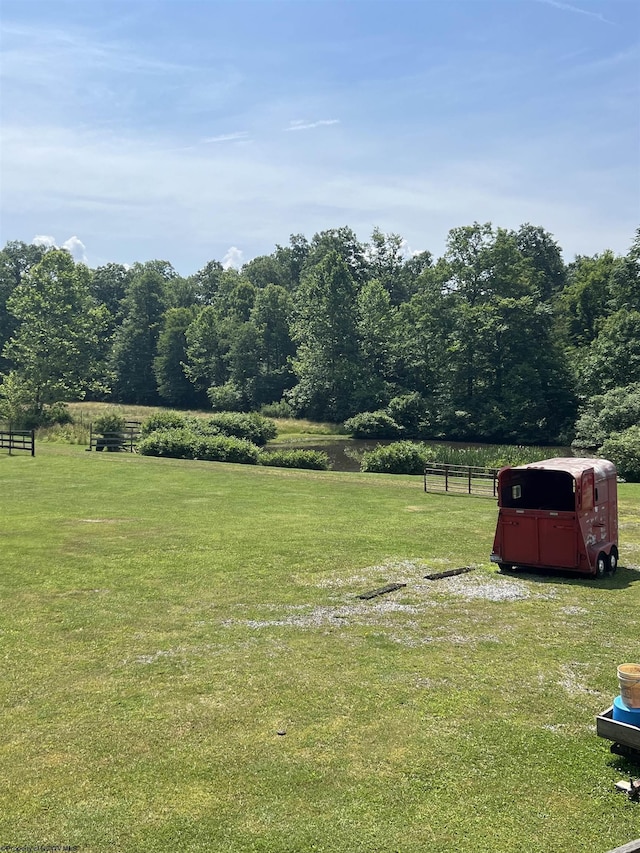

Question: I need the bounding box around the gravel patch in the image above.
[426,573,531,602]
[314,559,431,589]
[223,599,427,631]
[557,664,603,697]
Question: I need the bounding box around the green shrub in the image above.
[573,383,640,449]
[41,402,74,426]
[207,381,245,412]
[194,434,260,465]
[572,411,605,449]
[260,400,294,419]
[600,426,640,482]
[138,428,198,459]
[344,411,403,439]
[360,441,434,474]
[138,428,260,465]
[202,412,277,446]
[5,402,74,430]
[140,411,190,436]
[93,409,126,435]
[259,449,331,470]
[385,393,427,436]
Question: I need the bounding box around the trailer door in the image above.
[538,517,578,568]
[501,514,539,565]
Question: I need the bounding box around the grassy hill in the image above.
[1,444,638,852]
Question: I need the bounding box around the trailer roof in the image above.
[513,457,616,479]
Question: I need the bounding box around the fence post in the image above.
[468,466,472,494]
[31,429,35,457]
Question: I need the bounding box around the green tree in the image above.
[223,322,261,408]
[578,309,640,393]
[250,284,296,405]
[481,297,576,442]
[608,228,640,312]
[573,383,640,449]
[356,278,397,407]
[154,306,202,407]
[289,251,365,421]
[306,227,368,284]
[444,222,495,306]
[273,234,310,291]
[110,264,168,404]
[191,259,224,305]
[0,241,48,372]
[183,306,229,394]
[513,223,566,299]
[242,254,288,290]
[392,261,455,419]
[2,249,108,419]
[91,263,132,328]
[366,228,410,305]
[557,252,616,346]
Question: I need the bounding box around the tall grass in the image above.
[422,442,555,468]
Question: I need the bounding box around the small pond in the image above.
[266,438,574,473]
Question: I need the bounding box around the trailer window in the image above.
[581,469,594,510]
[502,470,575,511]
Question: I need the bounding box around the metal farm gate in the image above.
[423,463,498,497]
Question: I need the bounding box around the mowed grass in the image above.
[1,445,639,853]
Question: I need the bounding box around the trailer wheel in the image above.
[498,562,514,572]
[595,552,607,579]
[608,547,619,574]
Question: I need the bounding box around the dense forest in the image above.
[1,222,639,463]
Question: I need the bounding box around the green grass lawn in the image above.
[1,445,639,852]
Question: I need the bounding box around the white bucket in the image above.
[617,663,640,709]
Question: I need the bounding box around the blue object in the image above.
[612,694,640,726]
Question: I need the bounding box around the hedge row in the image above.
[259,449,330,470]
[138,413,330,470]
[138,429,260,464]
[140,411,277,446]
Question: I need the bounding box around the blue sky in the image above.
[1,0,638,274]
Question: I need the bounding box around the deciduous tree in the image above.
[2,249,108,418]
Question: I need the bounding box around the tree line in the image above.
[0,222,638,451]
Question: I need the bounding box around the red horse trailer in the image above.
[490,457,618,578]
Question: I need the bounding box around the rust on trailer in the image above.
[490,457,619,578]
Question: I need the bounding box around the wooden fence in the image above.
[87,421,142,453]
[0,429,35,456]
[424,462,499,497]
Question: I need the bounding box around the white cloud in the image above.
[31,233,88,262]
[203,132,250,144]
[533,0,614,25]
[4,114,635,275]
[33,234,56,247]
[284,119,340,132]
[62,235,88,263]
[222,246,244,269]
